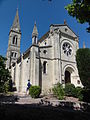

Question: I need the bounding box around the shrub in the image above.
[29,86,41,98]
[75,87,83,101]
[81,89,90,103]
[0,80,10,93]
[52,83,65,100]
[65,83,76,97]
[3,80,10,93]
[76,48,90,89]
[0,83,4,93]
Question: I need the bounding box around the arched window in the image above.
[11,52,14,57]
[43,61,47,74]
[11,52,17,58]
[12,36,15,44]
[16,37,17,45]
[45,42,47,45]
[12,35,18,45]
[14,53,17,58]
[34,36,37,44]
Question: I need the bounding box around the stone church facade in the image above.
[6,10,82,94]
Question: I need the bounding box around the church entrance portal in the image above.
[64,67,75,84]
[65,70,71,84]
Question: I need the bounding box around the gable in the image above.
[59,25,77,38]
[37,24,78,46]
[50,24,78,38]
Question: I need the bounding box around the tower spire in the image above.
[11,8,21,32]
[32,21,38,38]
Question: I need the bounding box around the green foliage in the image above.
[0,83,4,93]
[76,48,90,89]
[29,86,41,98]
[65,83,76,97]
[52,83,65,100]
[0,55,11,93]
[65,83,83,100]
[75,87,83,101]
[52,82,89,102]
[81,89,90,103]
[65,0,90,32]
[0,80,11,93]
[76,48,90,102]
[3,80,10,93]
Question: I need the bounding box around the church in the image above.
[6,9,82,94]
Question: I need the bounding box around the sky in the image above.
[0,0,90,56]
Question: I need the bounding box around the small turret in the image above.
[64,19,67,25]
[83,41,86,48]
[32,22,38,44]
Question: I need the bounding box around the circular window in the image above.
[43,50,47,54]
[62,42,72,56]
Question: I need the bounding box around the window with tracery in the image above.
[62,42,72,56]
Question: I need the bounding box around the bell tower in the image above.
[6,9,21,69]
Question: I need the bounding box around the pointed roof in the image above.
[11,8,21,32]
[64,19,67,25]
[32,22,38,37]
[83,41,86,48]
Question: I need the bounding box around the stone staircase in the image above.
[15,95,41,105]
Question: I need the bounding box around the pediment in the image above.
[51,24,78,38]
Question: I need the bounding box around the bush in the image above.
[81,89,90,103]
[65,83,76,97]
[75,87,83,101]
[3,80,10,93]
[0,80,10,93]
[0,83,4,93]
[29,86,41,98]
[52,83,65,100]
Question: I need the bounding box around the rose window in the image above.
[62,43,72,56]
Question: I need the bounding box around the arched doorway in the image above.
[65,70,71,84]
[64,66,75,84]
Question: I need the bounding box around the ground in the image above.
[0,94,90,120]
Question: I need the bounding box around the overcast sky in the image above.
[0,0,90,56]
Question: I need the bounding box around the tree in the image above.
[65,0,90,32]
[76,48,90,89]
[0,55,11,93]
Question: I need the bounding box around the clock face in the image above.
[62,42,72,56]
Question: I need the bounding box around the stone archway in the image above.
[64,67,75,84]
